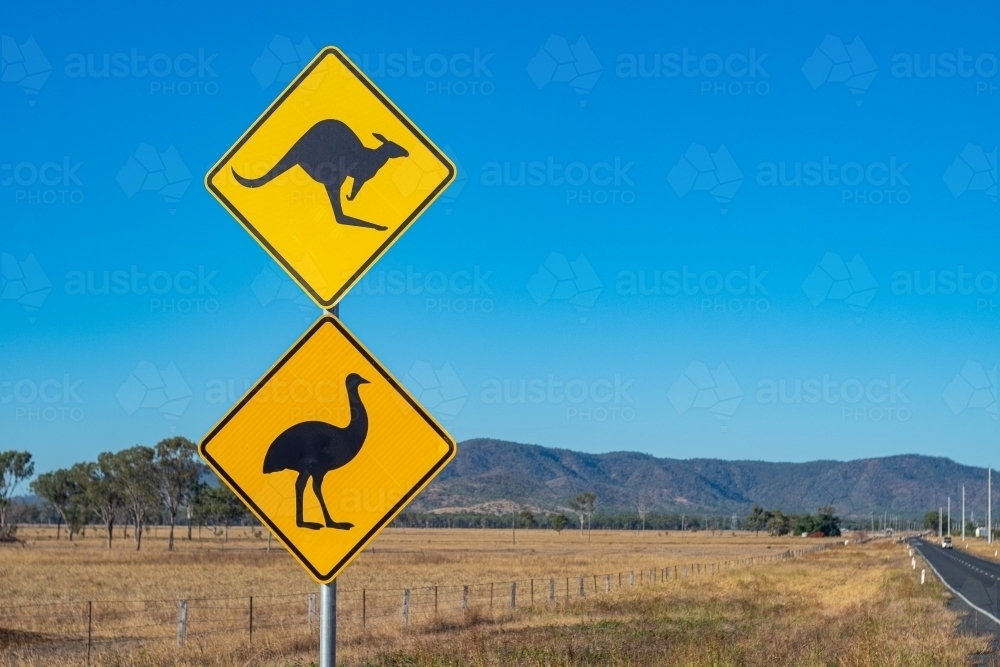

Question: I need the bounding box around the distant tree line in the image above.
[393,494,843,538]
[0,443,253,550]
[744,505,841,537]
[393,508,842,534]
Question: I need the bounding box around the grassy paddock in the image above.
[367,540,988,667]
[1,525,825,602]
[0,528,986,666]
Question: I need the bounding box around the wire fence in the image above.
[0,543,835,665]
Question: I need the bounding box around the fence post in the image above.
[176,600,188,648]
[921,569,926,585]
[462,585,469,611]
[549,578,555,603]
[629,571,634,587]
[531,578,534,605]
[510,582,516,610]
[578,577,584,597]
[605,574,611,593]
[566,577,569,601]
[363,589,367,629]
[402,589,410,626]
[434,586,438,614]
[248,596,253,643]
[490,582,494,610]
[86,601,92,665]
[308,593,316,631]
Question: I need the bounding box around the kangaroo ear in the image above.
[372,133,388,144]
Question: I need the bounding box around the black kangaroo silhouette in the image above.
[263,373,370,530]
[232,119,409,232]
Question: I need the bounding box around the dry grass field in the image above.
[0,526,990,666]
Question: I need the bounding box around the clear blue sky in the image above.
[2,1,998,476]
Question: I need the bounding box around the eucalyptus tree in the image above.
[88,453,123,548]
[154,437,200,551]
[0,450,34,540]
[107,446,158,550]
[31,464,89,541]
[203,484,248,542]
[569,492,596,540]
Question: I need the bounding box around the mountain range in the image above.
[410,438,991,517]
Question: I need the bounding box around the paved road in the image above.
[910,537,1000,663]
[911,537,1000,616]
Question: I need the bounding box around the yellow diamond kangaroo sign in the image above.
[200,316,456,584]
[206,46,455,308]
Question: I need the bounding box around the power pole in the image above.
[939,507,942,538]
[948,497,951,537]
[963,486,966,541]
[990,468,993,546]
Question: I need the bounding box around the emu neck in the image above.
[345,385,369,451]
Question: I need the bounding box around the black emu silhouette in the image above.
[232,119,409,231]
[263,373,370,530]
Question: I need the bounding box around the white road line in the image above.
[914,542,1000,628]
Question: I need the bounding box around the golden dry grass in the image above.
[2,524,808,601]
[0,527,989,666]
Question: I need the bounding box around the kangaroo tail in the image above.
[232,160,293,188]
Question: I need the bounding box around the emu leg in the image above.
[296,472,322,530]
[325,182,388,231]
[313,474,353,530]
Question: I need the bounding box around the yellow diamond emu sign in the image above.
[206,46,455,308]
[200,316,456,584]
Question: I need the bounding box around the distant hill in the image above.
[410,438,989,517]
